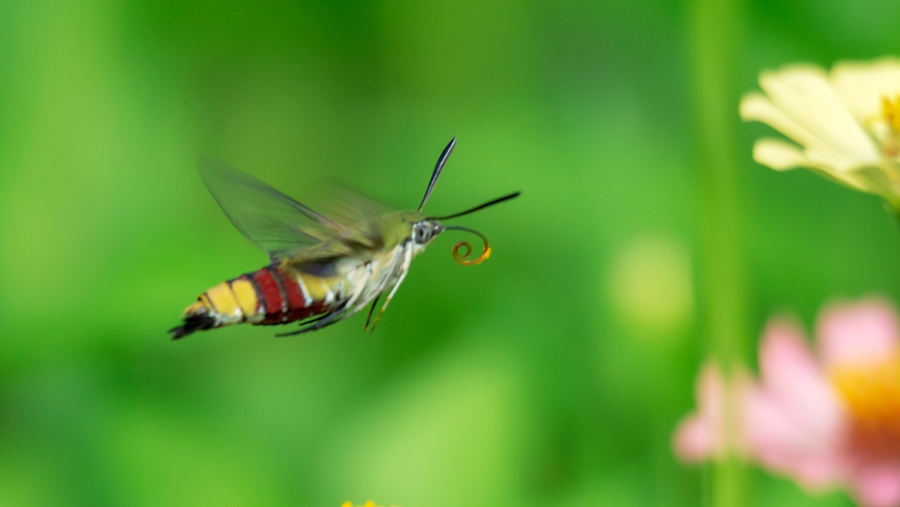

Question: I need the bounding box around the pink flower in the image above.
[674,297,900,507]
[673,363,749,462]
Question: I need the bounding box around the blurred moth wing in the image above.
[198,158,343,262]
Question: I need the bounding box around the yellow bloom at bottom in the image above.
[341,501,400,507]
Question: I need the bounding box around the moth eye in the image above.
[414,224,432,244]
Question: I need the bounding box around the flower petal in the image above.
[757,319,845,447]
[851,463,900,507]
[741,93,829,151]
[831,57,900,123]
[742,383,847,488]
[742,93,870,172]
[751,139,885,195]
[673,363,725,462]
[751,138,808,171]
[759,65,881,165]
[673,414,716,462]
[734,319,850,488]
[817,297,900,369]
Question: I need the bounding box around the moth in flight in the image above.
[170,138,519,339]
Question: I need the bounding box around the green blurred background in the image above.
[2,0,900,506]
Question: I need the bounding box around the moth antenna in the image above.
[418,137,457,212]
[430,191,520,220]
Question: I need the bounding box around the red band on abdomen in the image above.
[274,268,316,321]
[252,268,284,317]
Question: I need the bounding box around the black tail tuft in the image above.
[169,312,217,340]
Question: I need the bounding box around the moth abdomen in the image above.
[169,265,332,339]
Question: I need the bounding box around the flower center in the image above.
[870,95,900,159]
[831,355,900,460]
[883,96,900,133]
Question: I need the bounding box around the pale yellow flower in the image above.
[740,58,900,207]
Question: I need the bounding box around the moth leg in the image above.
[275,312,340,336]
[292,312,331,327]
[363,294,381,332]
[368,247,413,333]
[368,270,408,334]
[275,301,350,337]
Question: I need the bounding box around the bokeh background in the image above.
[2,0,900,506]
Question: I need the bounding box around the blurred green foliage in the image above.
[1,0,900,506]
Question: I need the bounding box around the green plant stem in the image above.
[688,0,749,505]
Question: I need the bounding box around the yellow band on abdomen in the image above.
[206,282,240,319]
[230,278,260,319]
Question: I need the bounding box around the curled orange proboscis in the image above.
[443,225,492,266]
[451,239,491,265]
